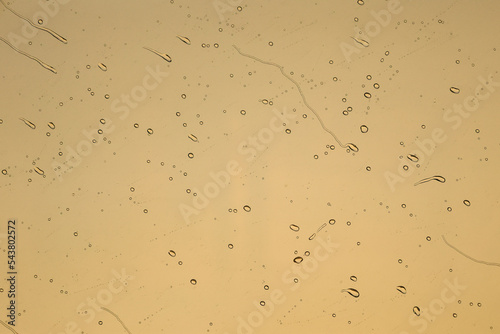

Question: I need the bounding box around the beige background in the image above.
[0,0,499,333]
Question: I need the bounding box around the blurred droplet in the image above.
[190,279,197,285]
[350,276,357,282]
[98,63,107,71]
[342,288,360,298]
[34,167,44,175]
[177,35,191,45]
[293,256,303,264]
[20,117,36,129]
[407,154,419,162]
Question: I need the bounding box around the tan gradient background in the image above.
[0,0,499,333]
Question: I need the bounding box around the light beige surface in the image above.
[0,0,499,333]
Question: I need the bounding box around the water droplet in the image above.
[373,83,380,89]
[289,224,300,232]
[177,35,191,45]
[308,233,316,240]
[413,306,421,316]
[285,129,291,134]
[360,125,368,133]
[357,0,364,5]
[293,256,303,264]
[188,134,198,142]
[453,313,457,318]
[364,92,372,98]
[37,19,43,25]
[188,153,194,159]
[47,122,55,129]
[34,167,44,175]
[347,143,359,152]
[450,87,460,94]
[1,170,7,175]
[350,276,357,282]
[397,286,407,294]
[147,128,154,135]
[264,285,269,290]
[407,154,419,162]
[329,219,336,225]
[463,200,470,206]
[259,301,265,306]
[190,279,197,285]
[98,63,107,71]
[143,46,172,62]
[426,236,431,241]
[19,117,36,129]
[228,244,233,249]
[352,37,369,47]
[168,250,176,257]
[342,288,360,298]
[240,110,246,115]
[414,175,446,186]
[243,205,251,212]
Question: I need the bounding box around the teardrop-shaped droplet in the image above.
[413,306,421,316]
[177,35,191,45]
[414,175,446,186]
[289,224,300,232]
[342,288,360,298]
[407,154,419,162]
[450,87,460,94]
[20,117,36,129]
[397,286,407,294]
[293,256,303,264]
